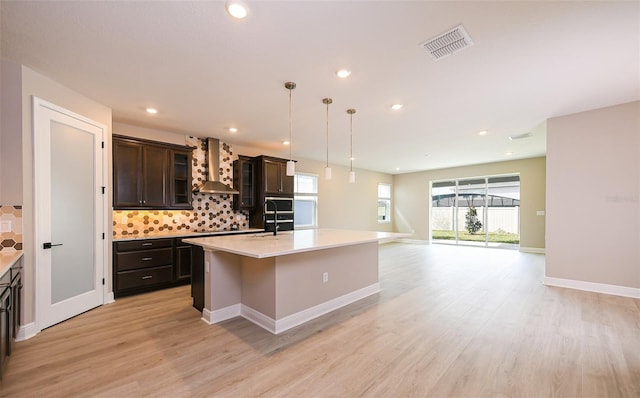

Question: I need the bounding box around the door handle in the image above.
[43,242,63,249]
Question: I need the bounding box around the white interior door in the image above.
[34,97,106,330]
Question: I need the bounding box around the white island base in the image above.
[184,229,405,334]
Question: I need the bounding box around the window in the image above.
[378,183,391,223]
[294,173,318,229]
[431,175,520,248]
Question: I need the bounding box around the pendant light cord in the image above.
[349,112,353,172]
[326,102,330,167]
[289,88,292,161]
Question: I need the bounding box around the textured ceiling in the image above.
[2,1,639,174]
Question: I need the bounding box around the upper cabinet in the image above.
[261,157,294,196]
[232,155,255,210]
[113,135,193,210]
[233,155,293,211]
[169,149,193,209]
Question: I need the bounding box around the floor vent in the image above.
[420,24,474,61]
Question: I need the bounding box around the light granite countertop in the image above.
[0,251,23,279]
[183,228,410,259]
[112,228,264,242]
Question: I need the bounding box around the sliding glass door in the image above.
[431,175,520,248]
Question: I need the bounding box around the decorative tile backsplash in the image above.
[112,137,249,237]
[0,205,23,252]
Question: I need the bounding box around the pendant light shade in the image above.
[323,97,333,180]
[347,108,356,183]
[325,167,333,180]
[285,81,296,176]
[286,160,295,176]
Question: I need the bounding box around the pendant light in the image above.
[322,98,333,180]
[347,108,356,183]
[285,82,296,176]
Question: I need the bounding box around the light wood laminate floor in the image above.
[2,243,639,397]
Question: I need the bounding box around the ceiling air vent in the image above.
[420,24,474,61]
[508,132,533,141]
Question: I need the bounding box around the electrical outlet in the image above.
[322,272,328,283]
[536,210,545,216]
[0,221,11,233]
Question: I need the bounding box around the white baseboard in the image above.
[271,282,381,334]
[104,291,115,304]
[16,322,39,341]
[520,247,545,254]
[544,276,640,299]
[398,238,429,244]
[201,304,241,324]
[241,305,277,333]
[201,283,381,334]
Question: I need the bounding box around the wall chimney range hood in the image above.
[196,138,239,195]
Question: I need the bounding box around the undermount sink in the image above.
[252,231,294,239]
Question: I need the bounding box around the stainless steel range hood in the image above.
[196,138,239,195]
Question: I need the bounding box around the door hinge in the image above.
[102,233,105,239]
[102,278,105,285]
[101,186,106,194]
[101,141,105,149]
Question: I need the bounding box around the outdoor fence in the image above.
[431,206,520,234]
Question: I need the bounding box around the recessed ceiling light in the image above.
[283,140,290,145]
[226,1,248,19]
[146,108,158,114]
[506,151,514,156]
[229,127,238,133]
[336,69,351,78]
[391,104,403,111]
[395,167,401,171]
[478,130,488,135]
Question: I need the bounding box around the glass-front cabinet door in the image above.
[170,149,193,209]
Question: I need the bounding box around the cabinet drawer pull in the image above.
[141,257,153,261]
[141,243,153,247]
[141,275,153,280]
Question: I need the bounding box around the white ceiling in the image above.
[2,1,639,174]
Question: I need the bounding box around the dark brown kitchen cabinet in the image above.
[0,257,22,380]
[0,285,10,379]
[263,158,294,195]
[170,149,192,209]
[113,135,193,210]
[113,236,197,298]
[10,264,22,342]
[114,238,178,297]
[174,239,193,282]
[141,145,169,207]
[246,156,295,231]
[233,155,255,210]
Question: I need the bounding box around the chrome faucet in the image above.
[265,199,279,236]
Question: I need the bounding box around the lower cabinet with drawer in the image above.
[113,238,189,297]
[0,256,22,380]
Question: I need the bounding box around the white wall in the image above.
[394,157,546,250]
[1,58,23,204]
[295,157,394,232]
[546,101,639,290]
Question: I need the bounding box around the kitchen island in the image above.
[183,229,408,334]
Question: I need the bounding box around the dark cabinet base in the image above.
[113,238,191,298]
[116,265,174,292]
[190,245,204,311]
